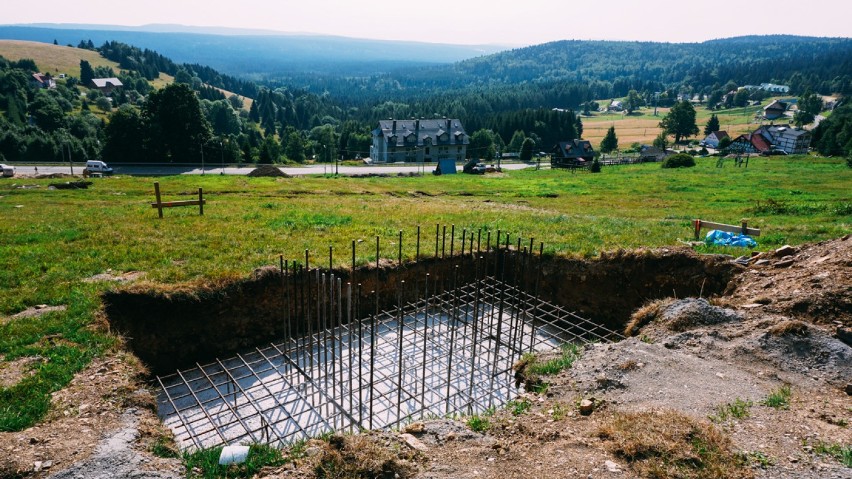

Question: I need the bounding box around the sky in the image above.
[3,0,850,46]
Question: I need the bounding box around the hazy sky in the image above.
[4,0,850,45]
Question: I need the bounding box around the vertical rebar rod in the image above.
[347,282,354,432]
[357,283,364,429]
[395,280,406,424]
[445,265,460,414]
[450,224,455,257]
[369,309,376,430]
[529,242,544,352]
[467,257,482,413]
[420,273,430,415]
[398,230,403,264]
[461,229,466,256]
[477,229,482,254]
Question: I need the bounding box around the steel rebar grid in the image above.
[157,273,622,451]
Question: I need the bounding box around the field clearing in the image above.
[0,40,120,77]
[580,102,780,145]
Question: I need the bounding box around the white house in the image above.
[703,131,729,149]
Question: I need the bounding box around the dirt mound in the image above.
[740,324,852,386]
[247,165,290,177]
[723,235,852,327]
[626,297,742,337]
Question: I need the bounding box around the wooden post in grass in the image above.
[152,182,205,218]
[154,182,163,219]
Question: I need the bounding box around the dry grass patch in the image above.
[767,320,809,337]
[0,40,119,77]
[624,298,675,336]
[313,434,424,479]
[598,410,752,479]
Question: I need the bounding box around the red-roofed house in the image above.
[31,73,56,89]
[729,132,771,154]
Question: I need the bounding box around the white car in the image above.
[0,163,15,177]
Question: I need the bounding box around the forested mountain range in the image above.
[0,25,504,77]
[312,35,852,104]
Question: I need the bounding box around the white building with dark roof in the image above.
[89,78,123,95]
[370,118,468,163]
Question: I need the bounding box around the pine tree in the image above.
[704,114,720,136]
[80,60,94,86]
[600,126,618,153]
[575,116,583,139]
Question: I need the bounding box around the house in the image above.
[370,118,468,163]
[763,100,788,120]
[551,139,595,168]
[31,73,56,89]
[638,145,669,162]
[608,100,623,112]
[702,131,729,149]
[729,132,772,154]
[89,78,124,95]
[755,125,811,154]
[759,83,790,94]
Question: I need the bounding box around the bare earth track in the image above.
[2,237,850,478]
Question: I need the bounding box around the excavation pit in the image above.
[104,228,735,450]
[156,276,617,450]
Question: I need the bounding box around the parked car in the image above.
[760,149,787,156]
[85,160,114,175]
[0,163,15,177]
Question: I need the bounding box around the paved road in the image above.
[12,163,534,177]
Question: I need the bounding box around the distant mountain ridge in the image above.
[0,25,505,77]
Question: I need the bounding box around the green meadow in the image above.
[1,156,850,430]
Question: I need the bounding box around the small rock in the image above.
[42,460,53,469]
[579,399,595,416]
[403,422,425,434]
[33,461,42,472]
[304,446,321,457]
[844,384,852,396]
[604,460,621,472]
[775,245,797,257]
[774,258,795,268]
[754,259,771,266]
[400,433,429,452]
[788,456,799,463]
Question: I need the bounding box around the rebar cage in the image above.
[156,231,623,451]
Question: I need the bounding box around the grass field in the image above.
[1,156,850,431]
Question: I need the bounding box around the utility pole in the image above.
[200,141,205,175]
[220,138,225,175]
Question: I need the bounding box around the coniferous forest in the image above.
[1,32,850,165]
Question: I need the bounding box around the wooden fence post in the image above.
[199,188,204,216]
[154,182,163,219]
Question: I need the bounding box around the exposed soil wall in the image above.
[104,248,737,375]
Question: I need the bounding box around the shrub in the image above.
[590,158,602,173]
[662,153,696,168]
[846,156,852,168]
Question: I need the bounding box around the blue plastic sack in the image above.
[704,229,758,248]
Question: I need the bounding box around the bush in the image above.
[661,153,696,168]
[846,156,852,168]
[590,158,602,173]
